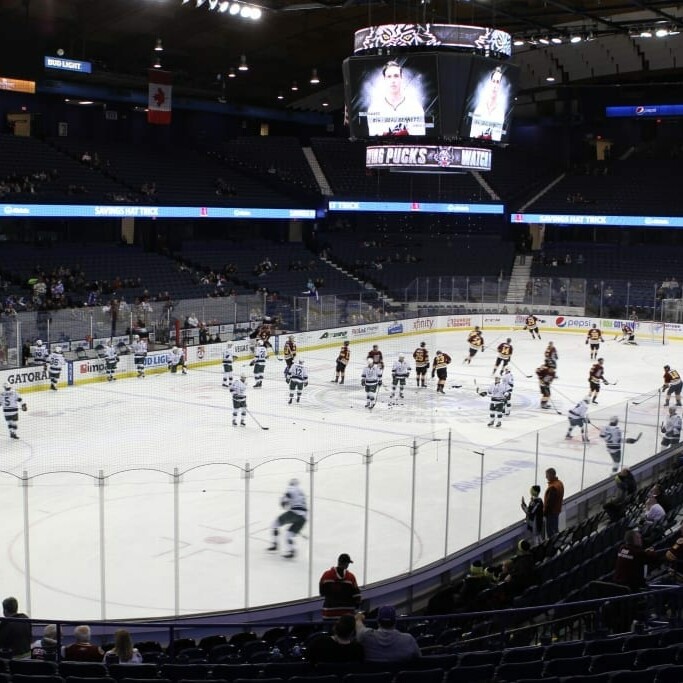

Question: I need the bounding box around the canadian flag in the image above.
[148,69,172,125]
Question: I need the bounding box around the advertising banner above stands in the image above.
[44,56,92,73]
[328,200,504,214]
[511,213,683,228]
[0,204,316,220]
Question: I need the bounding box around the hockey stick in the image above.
[511,360,533,378]
[246,408,269,430]
[548,397,563,415]
[625,432,643,444]
[632,390,661,406]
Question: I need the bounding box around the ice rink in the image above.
[0,324,675,621]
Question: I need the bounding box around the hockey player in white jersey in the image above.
[482,375,509,428]
[566,397,590,442]
[361,359,381,409]
[104,341,118,381]
[33,339,49,365]
[229,372,248,426]
[390,354,411,401]
[131,335,147,378]
[661,407,682,448]
[47,346,65,391]
[501,367,514,416]
[267,478,307,559]
[285,358,308,404]
[1,382,26,439]
[168,346,187,374]
[250,339,267,388]
[600,417,623,472]
[222,344,234,387]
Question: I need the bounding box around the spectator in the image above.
[30,624,58,660]
[613,529,661,592]
[319,553,361,619]
[102,629,142,664]
[543,468,564,538]
[649,483,673,513]
[455,560,493,611]
[521,484,544,544]
[615,468,637,500]
[306,614,364,665]
[62,625,104,661]
[355,606,420,663]
[0,596,31,657]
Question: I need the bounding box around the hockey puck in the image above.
[202,489,206,493]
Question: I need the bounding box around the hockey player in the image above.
[523,314,543,340]
[1,382,26,439]
[361,359,381,409]
[283,335,297,369]
[481,375,509,428]
[367,344,384,372]
[267,478,307,559]
[250,339,268,387]
[286,358,308,404]
[222,344,234,387]
[535,359,556,410]
[544,341,559,367]
[390,354,411,401]
[168,346,187,374]
[333,340,350,384]
[619,323,637,345]
[493,338,513,375]
[566,397,590,442]
[104,341,118,382]
[229,372,248,426]
[662,365,682,407]
[432,350,452,394]
[501,367,515,416]
[600,417,623,473]
[47,346,65,391]
[586,324,604,360]
[588,358,609,404]
[131,335,147,378]
[33,339,49,365]
[661,407,682,448]
[250,316,274,352]
[464,326,485,365]
[413,341,429,388]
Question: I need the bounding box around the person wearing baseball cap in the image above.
[319,553,361,619]
[355,605,420,662]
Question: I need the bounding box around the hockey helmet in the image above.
[289,335,294,341]
[670,407,677,415]
[36,339,43,346]
[257,339,264,346]
[3,382,10,391]
[664,364,671,371]
[240,372,246,380]
[597,357,604,363]
[133,334,140,341]
[475,326,481,332]
[610,416,619,425]
[506,338,511,343]
[343,340,349,345]
[263,316,272,323]
[420,341,426,348]
[398,353,405,361]
[436,350,442,355]
[494,376,501,382]
[297,357,304,365]
[54,346,62,354]
[372,344,379,350]
[367,358,374,367]
[172,346,179,353]
[289,478,300,487]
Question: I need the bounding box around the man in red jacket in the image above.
[319,553,361,619]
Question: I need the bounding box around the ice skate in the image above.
[240,420,246,426]
[296,396,300,403]
[232,419,237,426]
[267,543,278,552]
[288,397,293,405]
[495,421,502,428]
[283,550,296,559]
[488,420,494,427]
[592,399,598,404]
[339,377,344,384]
[10,433,18,439]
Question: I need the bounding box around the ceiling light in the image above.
[513,38,525,46]
[78,100,94,105]
[321,99,329,107]
[669,27,681,35]
[238,54,249,71]
[546,73,556,82]
[153,56,162,69]
[240,5,251,17]
[218,1,230,11]
[570,34,582,43]
[310,68,320,85]
[551,36,562,44]
[277,91,284,100]
[586,31,595,41]
[229,2,240,14]
[539,36,550,45]
[196,0,206,6]
[154,38,164,52]
[250,7,261,19]
[227,67,236,78]
[655,27,668,37]
[640,29,653,37]
[291,81,298,91]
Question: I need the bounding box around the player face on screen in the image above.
[468,65,510,142]
[382,61,405,105]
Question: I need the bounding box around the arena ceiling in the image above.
[0,0,681,111]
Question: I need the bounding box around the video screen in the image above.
[343,54,440,139]
[460,56,518,143]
